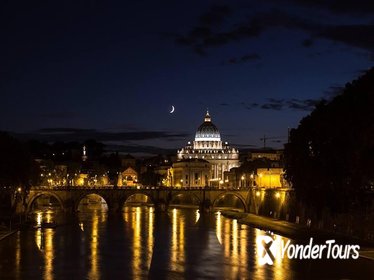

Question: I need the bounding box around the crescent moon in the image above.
[170,105,175,113]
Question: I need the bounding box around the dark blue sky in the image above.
[1,0,373,154]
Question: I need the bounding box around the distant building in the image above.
[248,149,283,162]
[82,145,88,162]
[118,167,138,187]
[169,159,211,187]
[256,168,286,188]
[177,111,239,186]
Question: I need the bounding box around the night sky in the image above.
[1,0,373,155]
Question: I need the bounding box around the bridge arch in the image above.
[169,192,201,207]
[212,192,247,212]
[123,192,155,207]
[75,192,109,212]
[27,192,64,213]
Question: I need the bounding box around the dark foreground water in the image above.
[0,207,373,279]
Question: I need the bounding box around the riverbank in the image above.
[221,210,374,260]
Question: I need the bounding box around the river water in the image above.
[0,206,373,279]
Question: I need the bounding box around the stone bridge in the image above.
[26,186,293,215]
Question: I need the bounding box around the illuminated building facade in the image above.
[118,167,138,187]
[177,111,239,186]
[170,159,211,187]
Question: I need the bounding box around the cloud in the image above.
[261,100,284,110]
[284,0,374,16]
[286,98,320,110]
[104,143,176,155]
[241,102,259,110]
[172,6,374,57]
[317,25,374,53]
[16,128,189,143]
[323,85,344,99]
[240,98,321,111]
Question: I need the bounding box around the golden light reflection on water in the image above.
[147,207,154,266]
[123,206,155,278]
[36,228,42,251]
[15,232,21,280]
[133,207,141,275]
[36,212,42,226]
[88,210,100,280]
[195,209,200,223]
[216,211,222,244]
[44,229,54,280]
[33,210,58,280]
[214,213,291,279]
[27,207,293,279]
[34,226,55,280]
[170,208,185,274]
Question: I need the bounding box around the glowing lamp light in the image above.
[275,192,280,198]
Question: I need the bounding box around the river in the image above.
[0,206,373,279]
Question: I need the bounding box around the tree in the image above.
[0,132,40,218]
[0,132,39,188]
[284,68,374,214]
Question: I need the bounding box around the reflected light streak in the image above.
[195,209,200,223]
[88,212,100,280]
[37,212,42,226]
[44,229,54,280]
[36,229,42,251]
[239,225,248,275]
[216,211,222,244]
[132,207,142,277]
[232,219,238,258]
[45,212,52,223]
[170,208,185,274]
[15,232,21,279]
[215,212,251,279]
[229,219,239,278]
[147,207,154,267]
[224,219,230,257]
[171,208,177,271]
[179,216,185,265]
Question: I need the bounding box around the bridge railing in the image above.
[29,185,267,191]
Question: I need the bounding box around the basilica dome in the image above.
[195,111,221,141]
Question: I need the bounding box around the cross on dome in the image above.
[204,110,211,122]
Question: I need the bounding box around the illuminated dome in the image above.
[195,111,221,141]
